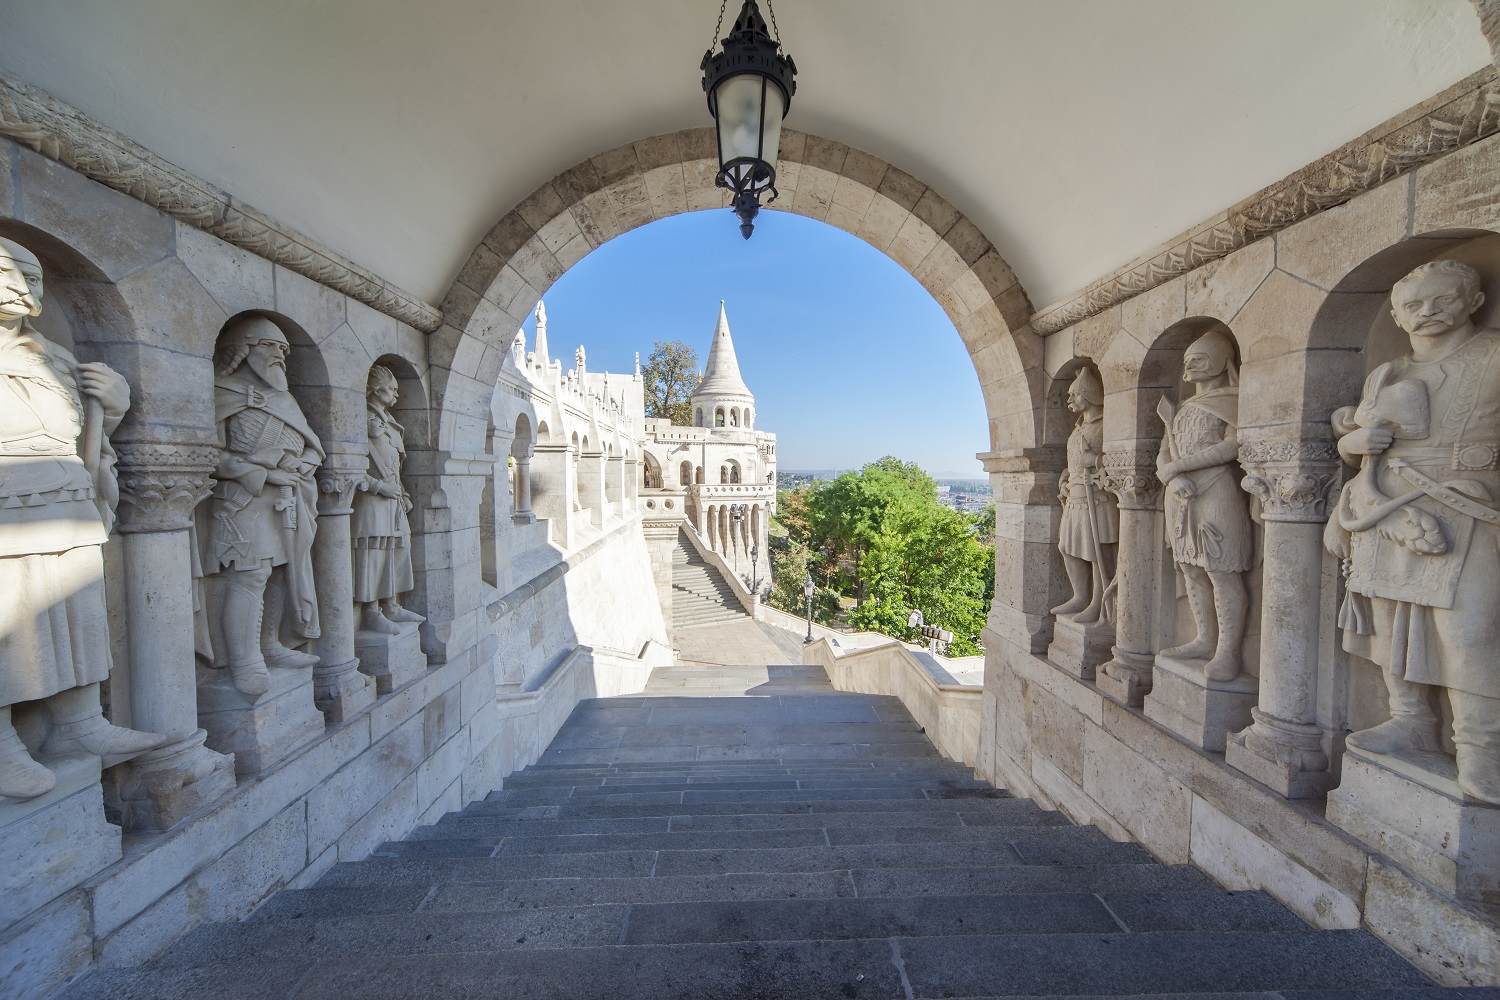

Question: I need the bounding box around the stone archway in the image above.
[429,127,1046,459]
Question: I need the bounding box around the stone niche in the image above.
[1319,232,1500,909]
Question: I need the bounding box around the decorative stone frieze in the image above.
[1238,441,1342,523]
[114,442,218,533]
[0,75,442,333]
[1032,68,1500,335]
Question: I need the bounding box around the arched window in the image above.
[680,461,692,486]
[744,407,753,429]
[715,408,725,427]
[730,462,740,484]
[695,466,704,484]
[720,465,729,484]
[729,407,740,427]
[695,407,703,427]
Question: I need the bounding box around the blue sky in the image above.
[522,208,989,478]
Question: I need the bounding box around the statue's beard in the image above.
[248,354,289,391]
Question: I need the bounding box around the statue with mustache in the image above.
[0,236,165,800]
[203,315,324,697]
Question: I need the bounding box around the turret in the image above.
[689,301,755,430]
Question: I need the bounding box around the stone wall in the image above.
[0,133,669,1000]
[976,128,1500,986]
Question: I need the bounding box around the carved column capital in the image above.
[113,442,218,533]
[1101,445,1162,511]
[315,451,369,516]
[1238,441,1343,523]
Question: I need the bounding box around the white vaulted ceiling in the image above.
[0,1,1490,310]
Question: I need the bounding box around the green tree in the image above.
[779,457,992,655]
[641,340,699,425]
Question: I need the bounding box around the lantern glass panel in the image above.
[714,73,785,190]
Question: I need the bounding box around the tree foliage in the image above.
[767,458,994,656]
[641,340,699,425]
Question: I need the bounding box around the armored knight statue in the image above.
[1156,328,1253,682]
[0,237,164,800]
[1051,367,1117,624]
[203,315,323,698]
[352,365,424,635]
[1328,259,1500,804]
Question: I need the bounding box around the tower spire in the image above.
[533,299,549,366]
[695,300,752,398]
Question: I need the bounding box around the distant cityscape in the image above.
[779,470,992,514]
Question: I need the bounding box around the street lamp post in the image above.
[729,504,746,578]
[803,571,815,644]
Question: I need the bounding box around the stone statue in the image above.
[203,315,323,697]
[0,237,164,800]
[353,365,424,635]
[1155,328,1253,681]
[1051,367,1117,624]
[1328,259,1500,804]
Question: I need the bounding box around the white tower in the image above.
[690,301,755,430]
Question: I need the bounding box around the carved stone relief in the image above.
[0,237,165,801]
[1326,259,1500,804]
[1051,367,1117,624]
[1155,328,1253,682]
[199,315,324,698]
[353,365,424,636]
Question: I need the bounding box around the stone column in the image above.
[110,442,236,831]
[311,454,375,725]
[512,456,535,524]
[979,448,1065,656]
[1097,444,1164,706]
[1227,441,1342,798]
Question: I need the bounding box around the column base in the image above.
[313,658,375,726]
[1097,647,1154,707]
[1329,745,1499,905]
[1225,707,1332,799]
[511,511,536,525]
[1143,654,1257,752]
[0,754,120,927]
[1046,617,1114,681]
[197,664,325,775]
[107,729,237,832]
[356,622,428,695]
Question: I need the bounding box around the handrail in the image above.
[680,521,760,614]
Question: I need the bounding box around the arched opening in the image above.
[715,407,725,427]
[729,406,740,427]
[719,465,729,485]
[679,460,692,486]
[642,451,662,489]
[695,407,703,427]
[695,466,704,485]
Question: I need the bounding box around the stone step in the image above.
[159,890,1314,972]
[77,930,1434,999]
[480,783,993,808]
[376,821,1102,858]
[458,795,1039,822]
[498,774,990,794]
[416,806,1059,840]
[314,837,1155,889]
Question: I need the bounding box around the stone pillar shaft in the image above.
[312,460,375,725]
[110,443,236,831]
[1226,443,1341,798]
[1098,446,1163,706]
[513,456,534,522]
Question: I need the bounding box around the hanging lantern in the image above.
[701,0,797,239]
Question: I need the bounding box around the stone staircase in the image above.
[59,664,1460,1000]
[671,533,747,628]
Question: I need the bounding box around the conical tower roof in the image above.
[693,301,753,401]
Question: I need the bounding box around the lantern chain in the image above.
[765,0,780,42]
[708,0,728,50]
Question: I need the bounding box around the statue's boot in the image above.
[360,604,402,635]
[261,587,319,668]
[0,714,55,800]
[1202,591,1245,682]
[1161,573,1216,661]
[380,601,425,625]
[41,684,166,766]
[1456,747,1500,804]
[1453,692,1500,804]
[221,577,271,696]
[1347,672,1439,753]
